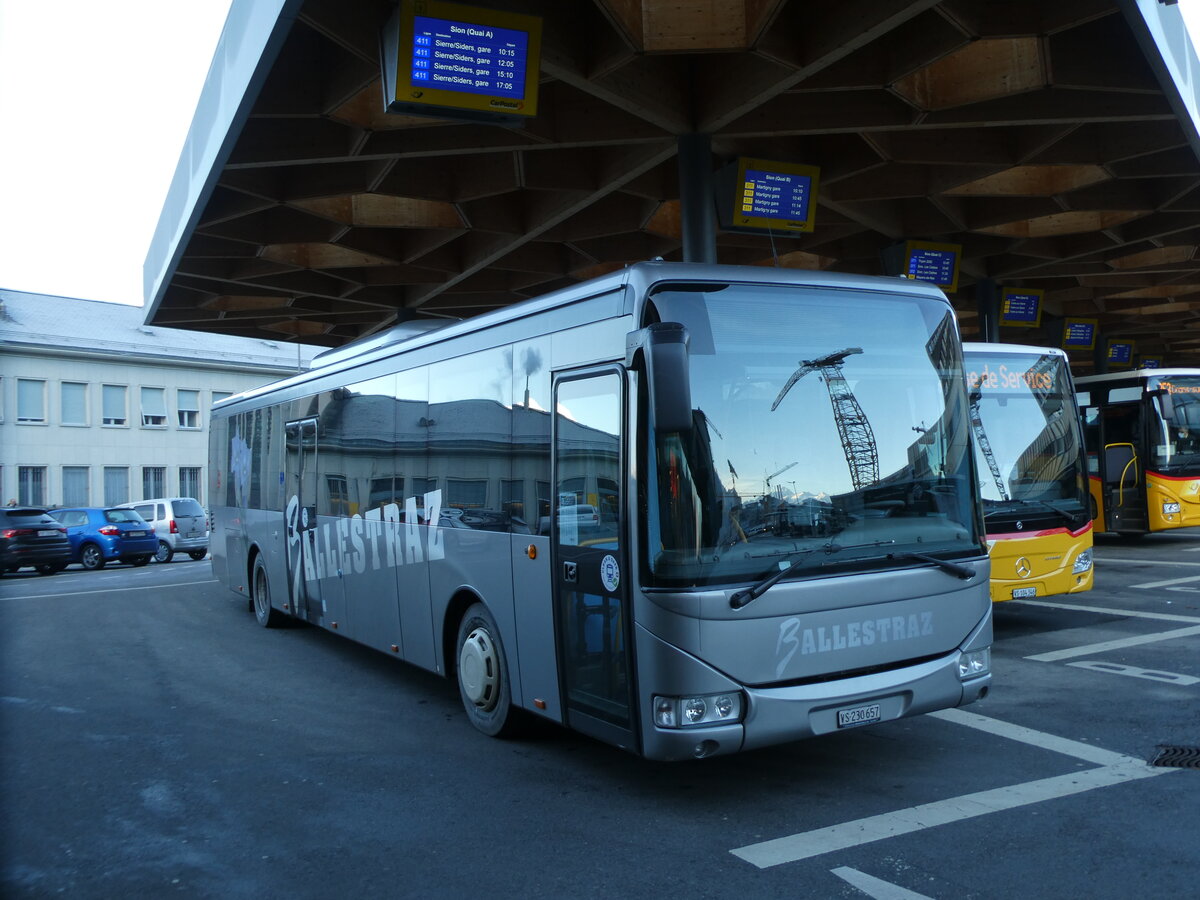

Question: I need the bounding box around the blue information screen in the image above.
[907,248,957,286]
[411,15,528,99]
[1002,292,1040,323]
[1108,343,1133,364]
[741,168,812,222]
[1142,358,1161,369]
[1063,321,1096,348]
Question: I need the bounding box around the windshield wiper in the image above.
[886,552,975,580]
[729,540,895,610]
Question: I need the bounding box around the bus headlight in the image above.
[1163,502,1181,514]
[957,648,990,680]
[1072,549,1093,574]
[653,692,744,728]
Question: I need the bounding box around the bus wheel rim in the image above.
[459,628,499,710]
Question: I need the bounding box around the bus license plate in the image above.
[837,703,881,728]
[1012,587,1037,599]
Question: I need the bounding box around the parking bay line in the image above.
[0,579,217,602]
[1096,557,1200,567]
[730,709,1177,869]
[1024,624,1200,662]
[1010,598,1200,624]
[1130,574,1200,589]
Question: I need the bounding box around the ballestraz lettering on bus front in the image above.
[285,491,444,614]
[774,612,935,679]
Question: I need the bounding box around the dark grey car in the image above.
[0,507,71,575]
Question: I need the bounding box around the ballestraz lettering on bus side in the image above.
[285,491,444,596]
[774,612,934,679]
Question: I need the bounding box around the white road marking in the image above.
[0,579,217,602]
[1131,574,1200,589]
[1066,661,1199,686]
[927,708,1130,765]
[1181,545,1200,552]
[1025,625,1200,662]
[729,710,1178,869]
[831,867,935,900]
[1096,556,1200,567]
[731,761,1174,868]
[1010,598,1200,624]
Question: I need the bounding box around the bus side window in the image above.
[1081,407,1100,474]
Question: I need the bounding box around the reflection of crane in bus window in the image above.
[772,347,879,490]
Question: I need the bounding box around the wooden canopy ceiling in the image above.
[149,0,1200,368]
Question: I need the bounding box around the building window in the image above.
[140,387,168,427]
[102,384,127,426]
[501,479,525,520]
[179,467,202,502]
[17,378,46,424]
[104,467,129,506]
[18,466,46,506]
[142,466,166,499]
[177,389,200,429]
[61,382,88,426]
[213,391,233,407]
[446,479,487,509]
[62,466,89,506]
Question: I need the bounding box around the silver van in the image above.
[115,497,209,563]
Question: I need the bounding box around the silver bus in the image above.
[210,261,992,760]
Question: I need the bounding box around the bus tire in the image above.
[456,602,518,738]
[252,556,286,628]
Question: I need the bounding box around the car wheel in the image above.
[80,543,106,570]
[188,550,207,561]
[155,541,174,564]
[130,556,151,567]
[252,556,286,628]
[456,602,520,738]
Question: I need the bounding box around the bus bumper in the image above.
[637,617,992,761]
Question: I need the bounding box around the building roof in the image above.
[0,288,321,372]
[141,0,1200,370]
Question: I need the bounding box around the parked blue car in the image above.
[47,507,157,570]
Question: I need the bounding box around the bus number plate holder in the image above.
[1012,587,1037,599]
[837,703,881,728]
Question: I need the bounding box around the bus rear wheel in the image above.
[456,603,518,737]
[252,556,286,628]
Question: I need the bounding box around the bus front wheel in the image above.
[252,556,286,628]
[456,603,518,737]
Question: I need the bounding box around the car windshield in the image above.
[642,281,980,588]
[1150,375,1200,475]
[964,349,1089,531]
[172,499,204,517]
[105,509,144,524]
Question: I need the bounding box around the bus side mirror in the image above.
[1151,389,1175,422]
[627,322,693,434]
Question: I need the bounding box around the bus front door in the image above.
[552,370,637,752]
[1101,405,1148,533]
[284,418,323,623]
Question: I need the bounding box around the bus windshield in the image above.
[644,282,980,588]
[965,350,1089,532]
[1151,375,1200,475]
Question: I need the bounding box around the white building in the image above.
[0,290,321,509]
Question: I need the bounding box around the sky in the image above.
[2,1,1200,310]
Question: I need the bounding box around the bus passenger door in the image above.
[284,418,323,622]
[1100,405,1148,532]
[552,370,636,752]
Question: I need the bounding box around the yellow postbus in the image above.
[964,343,1093,602]
[1075,368,1200,536]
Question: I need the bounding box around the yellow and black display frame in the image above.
[1062,317,1098,351]
[902,241,961,293]
[385,0,542,123]
[1107,340,1135,368]
[999,287,1043,328]
[729,157,821,234]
